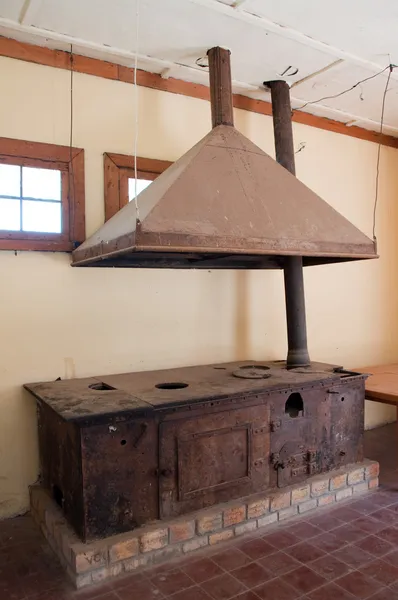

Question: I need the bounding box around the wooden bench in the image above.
[355,363,398,420]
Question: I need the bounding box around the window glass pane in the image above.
[0,198,20,230]
[0,164,20,197]
[22,200,61,233]
[128,178,152,201]
[22,167,61,201]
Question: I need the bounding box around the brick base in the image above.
[30,459,380,589]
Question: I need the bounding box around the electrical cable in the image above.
[294,65,392,112]
[373,65,393,241]
[133,0,140,222]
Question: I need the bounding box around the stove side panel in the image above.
[81,417,158,541]
[37,401,84,537]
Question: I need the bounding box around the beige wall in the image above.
[0,55,397,519]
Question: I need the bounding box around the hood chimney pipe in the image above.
[207,47,234,128]
[267,80,311,369]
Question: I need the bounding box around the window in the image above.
[0,138,85,251]
[104,153,172,221]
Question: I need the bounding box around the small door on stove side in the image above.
[269,387,325,488]
[159,402,270,518]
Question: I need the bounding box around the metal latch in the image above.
[270,419,281,432]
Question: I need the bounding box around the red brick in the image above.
[330,474,347,490]
[318,494,335,507]
[336,488,353,502]
[209,530,234,545]
[365,462,380,480]
[139,528,168,553]
[369,477,379,490]
[247,499,269,519]
[108,536,138,563]
[223,505,246,527]
[270,491,291,512]
[169,520,195,543]
[71,545,107,574]
[347,468,365,486]
[311,478,329,497]
[197,512,222,534]
[292,485,310,504]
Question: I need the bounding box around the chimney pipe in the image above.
[207,47,234,128]
[267,80,311,369]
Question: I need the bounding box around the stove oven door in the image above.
[159,402,270,518]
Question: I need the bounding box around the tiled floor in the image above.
[1,423,398,600]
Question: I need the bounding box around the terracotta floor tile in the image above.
[332,524,367,544]
[360,558,398,586]
[332,544,375,568]
[284,565,326,594]
[366,589,398,600]
[306,514,344,532]
[370,509,398,525]
[253,578,301,600]
[117,579,164,600]
[355,535,395,557]
[211,549,252,572]
[305,582,359,600]
[262,530,299,550]
[230,592,260,600]
[336,571,383,598]
[383,549,398,567]
[370,493,397,507]
[149,570,195,596]
[377,527,398,546]
[330,507,362,522]
[310,554,352,581]
[353,516,386,535]
[201,573,246,600]
[231,562,270,588]
[169,586,211,600]
[183,558,224,584]
[311,531,348,553]
[350,500,381,516]
[238,539,275,560]
[285,541,326,563]
[257,551,301,576]
[109,573,146,591]
[286,522,322,540]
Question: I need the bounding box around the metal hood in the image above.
[72,48,377,269]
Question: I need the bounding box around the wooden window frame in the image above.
[104,153,172,221]
[0,138,85,251]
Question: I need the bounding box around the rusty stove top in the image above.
[24,360,364,425]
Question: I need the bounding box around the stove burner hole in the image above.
[89,382,116,391]
[285,393,304,418]
[155,382,189,390]
[53,485,64,508]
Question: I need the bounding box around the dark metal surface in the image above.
[71,48,377,268]
[268,80,310,369]
[27,361,367,541]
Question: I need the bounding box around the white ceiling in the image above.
[1,0,398,136]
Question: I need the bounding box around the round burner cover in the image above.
[232,365,272,379]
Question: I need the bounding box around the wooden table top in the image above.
[355,364,398,405]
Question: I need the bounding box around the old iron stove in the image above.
[25,361,365,541]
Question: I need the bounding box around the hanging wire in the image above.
[294,65,392,112]
[373,64,394,241]
[69,44,76,241]
[133,0,140,222]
